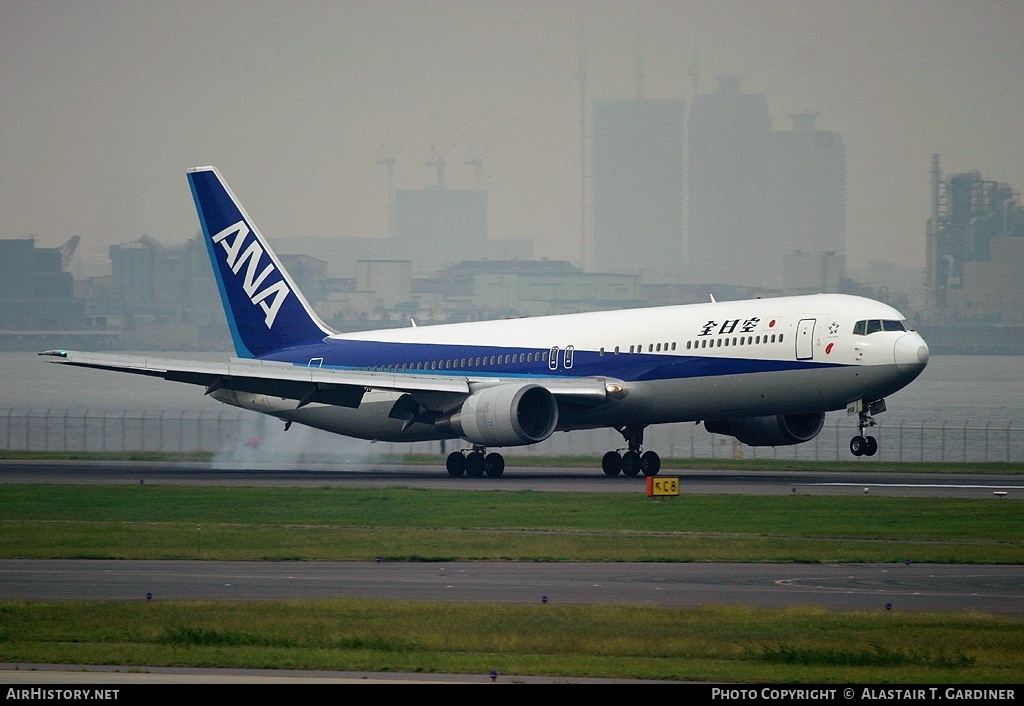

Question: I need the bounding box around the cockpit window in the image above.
[854,319,911,335]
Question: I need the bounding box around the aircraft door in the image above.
[796,319,815,360]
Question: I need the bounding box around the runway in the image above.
[2,458,1022,498]
[1,559,1022,616]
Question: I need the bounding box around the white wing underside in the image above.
[39,350,611,410]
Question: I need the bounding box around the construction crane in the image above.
[426,104,495,189]
[377,115,435,238]
[58,236,80,271]
[463,114,521,189]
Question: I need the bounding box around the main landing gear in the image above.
[602,425,661,477]
[849,399,885,457]
[446,446,506,478]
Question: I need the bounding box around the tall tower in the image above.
[769,111,847,290]
[687,76,771,287]
[591,97,686,277]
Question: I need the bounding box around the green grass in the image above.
[0,600,1020,682]
[1,485,1021,563]
[2,484,1022,681]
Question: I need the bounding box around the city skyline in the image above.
[2,1,1022,274]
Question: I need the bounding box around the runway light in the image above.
[885,602,892,611]
[541,595,548,604]
[376,556,382,563]
[791,487,797,494]
[490,670,498,682]
[864,487,869,494]
[139,479,144,485]
[905,558,911,566]
[994,492,1008,498]
[146,592,152,601]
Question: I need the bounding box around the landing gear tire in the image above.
[621,450,642,477]
[641,450,661,477]
[863,435,878,456]
[465,451,486,478]
[850,436,865,456]
[446,451,466,478]
[850,435,878,457]
[602,451,622,476]
[484,453,505,478]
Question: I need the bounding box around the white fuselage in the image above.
[211,293,929,445]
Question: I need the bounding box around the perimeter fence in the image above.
[1,408,1022,464]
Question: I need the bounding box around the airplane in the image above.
[41,166,930,478]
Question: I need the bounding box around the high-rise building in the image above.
[688,77,846,290]
[393,187,488,274]
[769,112,846,289]
[687,76,771,287]
[591,97,685,277]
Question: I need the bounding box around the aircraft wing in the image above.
[39,350,612,410]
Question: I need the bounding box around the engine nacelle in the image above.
[436,383,559,447]
[704,412,825,447]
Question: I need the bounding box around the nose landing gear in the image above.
[849,399,885,457]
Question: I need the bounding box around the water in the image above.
[2,352,1022,462]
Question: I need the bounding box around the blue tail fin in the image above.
[187,166,331,358]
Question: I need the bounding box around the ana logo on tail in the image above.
[211,220,291,329]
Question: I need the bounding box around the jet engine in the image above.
[435,383,559,446]
[704,412,825,447]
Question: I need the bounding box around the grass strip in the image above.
[0,486,1020,563]
[0,600,1020,683]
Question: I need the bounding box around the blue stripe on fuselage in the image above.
[259,339,844,383]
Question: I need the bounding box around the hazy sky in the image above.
[2,0,1022,274]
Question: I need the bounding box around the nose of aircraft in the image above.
[894,332,929,376]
